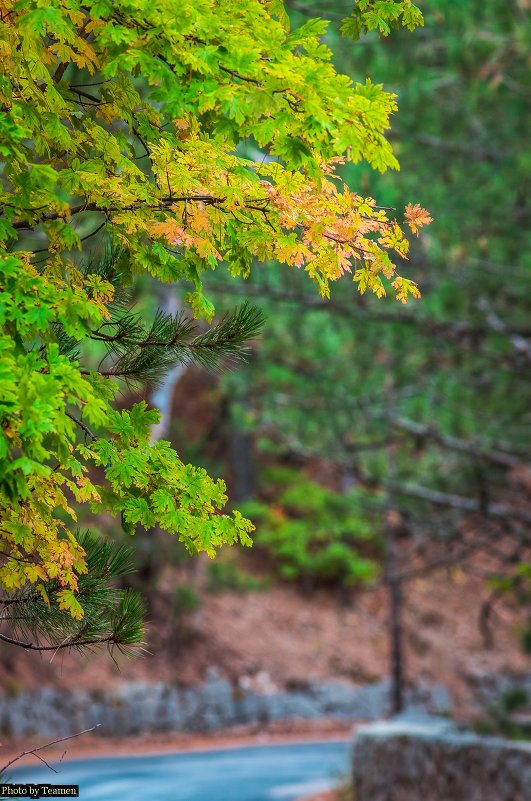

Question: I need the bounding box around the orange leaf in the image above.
[404,203,433,235]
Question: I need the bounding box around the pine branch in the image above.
[91,302,264,387]
[1,532,145,654]
[43,249,264,388]
[184,302,265,369]
[0,630,115,651]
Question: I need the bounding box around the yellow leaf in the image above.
[57,589,84,620]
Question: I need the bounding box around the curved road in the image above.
[12,741,350,801]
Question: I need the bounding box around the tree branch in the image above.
[1,725,101,775]
[204,280,531,345]
[10,195,227,231]
[415,134,507,163]
[0,549,38,566]
[478,298,531,362]
[0,631,115,651]
[65,412,97,441]
[390,482,531,525]
[390,415,524,469]
[219,64,261,85]
[52,63,69,84]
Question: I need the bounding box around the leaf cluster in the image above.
[1,0,428,297]
[341,0,423,39]
[0,0,428,625]
[0,531,145,653]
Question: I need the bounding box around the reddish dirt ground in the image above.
[0,721,351,771]
[1,556,528,720]
[297,794,336,801]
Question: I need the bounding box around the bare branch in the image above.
[478,298,531,362]
[416,134,507,163]
[391,482,531,525]
[0,549,38,566]
[65,412,97,442]
[390,415,524,469]
[1,725,101,775]
[219,64,261,85]
[52,63,69,84]
[204,280,531,347]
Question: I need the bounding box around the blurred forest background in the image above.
[3,0,530,725]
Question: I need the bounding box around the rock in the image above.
[182,676,236,731]
[352,717,531,801]
[426,684,452,716]
[263,692,322,721]
[390,709,456,733]
[0,678,454,738]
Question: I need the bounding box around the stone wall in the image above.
[0,677,449,739]
[352,715,531,801]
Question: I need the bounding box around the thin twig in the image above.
[1,725,101,775]
[0,631,114,651]
[65,412,97,442]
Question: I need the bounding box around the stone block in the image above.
[353,717,531,801]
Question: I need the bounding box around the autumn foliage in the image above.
[0,0,429,623]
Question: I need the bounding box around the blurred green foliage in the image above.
[241,468,381,590]
[173,583,201,617]
[477,685,531,740]
[206,557,270,594]
[489,565,531,654]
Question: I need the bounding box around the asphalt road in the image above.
[11,740,350,801]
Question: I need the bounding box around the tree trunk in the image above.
[386,530,405,715]
[385,365,405,716]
